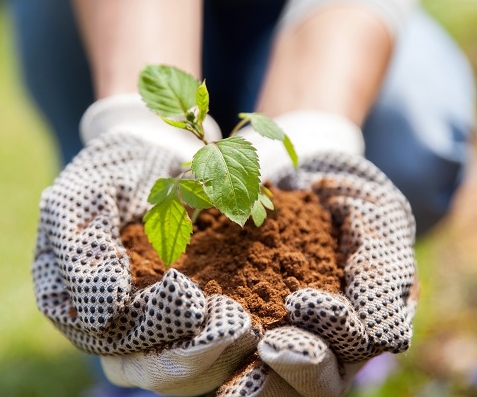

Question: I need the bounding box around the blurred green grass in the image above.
[0,1,476,397]
[0,5,94,397]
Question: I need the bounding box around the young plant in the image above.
[139,64,298,265]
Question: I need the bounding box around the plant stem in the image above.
[190,208,201,224]
[196,122,208,144]
[187,122,208,145]
[229,117,250,136]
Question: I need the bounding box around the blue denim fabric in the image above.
[9,0,93,166]
[8,1,475,395]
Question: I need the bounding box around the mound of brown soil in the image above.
[122,187,343,328]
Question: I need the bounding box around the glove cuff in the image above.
[237,110,365,182]
[79,93,222,160]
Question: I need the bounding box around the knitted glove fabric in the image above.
[216,153,418,397]
[219,111,419,397]
[32,98,260,396]
[278,152,418,360]
[33,103,418,396]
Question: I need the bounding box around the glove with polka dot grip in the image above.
[32,95,261,396]
[224,111,419,397]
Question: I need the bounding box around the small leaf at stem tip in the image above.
[185,120,204,138]
[139,64,199,117]
[239,112,299,168]
[283,134,299,168]
[182,160,192,168]
[260,185,273,198]
[160,116,188,130]
[143,194,192,266]
[196,80,209,124]
[185,109,197,123]
[258,191,274,211]
[251,200,267,227]
[239,112,284,141]
[191,136,260,226]
[147,178,176,205]
[178,179,213,209]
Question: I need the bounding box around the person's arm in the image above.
[72,0,203,99]
[256,4,394,127]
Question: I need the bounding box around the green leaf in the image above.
[191,136,260,226]
[178,179,213,209]
[147,178,176,205]
[196,81,209,124]
[258,191,274,210]
[239,112,298,168]
[251,190,274,227]
[139,64,199,117]
[260,184,273,199]
[251,200,267,227]
[283,134,299,168]
[181,160,193,168]
[239,113,284,140]
[160,116,188,130]
[184,121,202,135]
[143,194,192,266]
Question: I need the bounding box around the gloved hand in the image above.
[223,110,419,397]
[32,94,260,396]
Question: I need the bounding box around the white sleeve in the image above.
[278,0,419,36]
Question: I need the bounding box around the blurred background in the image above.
[0,1,476,396]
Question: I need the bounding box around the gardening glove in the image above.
[237,110,365,182]
[228,110,418,397]
[33,94,260,396]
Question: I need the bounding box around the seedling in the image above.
[139,64,298,265]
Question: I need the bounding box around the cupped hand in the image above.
[216,152,418,397]
[33,131,260,396]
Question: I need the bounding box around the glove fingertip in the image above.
[286,288,377,362]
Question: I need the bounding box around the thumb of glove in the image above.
[236,110,364,182]
[80,93,222,160]
[258,326,365,397]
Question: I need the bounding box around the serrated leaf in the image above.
[251,200,267,227]
[143,194,192,266]
[147,178,176,205]
[258,191,274,210]
[239,112,298,168]
[178,179,213,209]
[196,81,209,124]
[139,64,199,117]
[191,136,260,226]
[239,113,284,140]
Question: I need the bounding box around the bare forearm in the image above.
[73,0,203,99]
[257,4,393,127]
